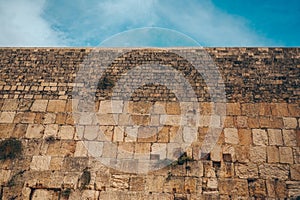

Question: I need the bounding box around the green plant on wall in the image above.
[61,188,72,199]
[79,168,91,190]
[97,75,114,90]
[175,152,194,165]
[0,138,22,160]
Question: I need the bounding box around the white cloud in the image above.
[155,1,271,46]
[90,0,272,46]
[0,0,274,46]
[0,0,66,46]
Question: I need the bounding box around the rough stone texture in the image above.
[252,129,268,146]
[0,48,299,199]
[224,128,239,144]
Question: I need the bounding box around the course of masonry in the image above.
[0,48,299,199]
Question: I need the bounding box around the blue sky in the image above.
[0,0,299,47]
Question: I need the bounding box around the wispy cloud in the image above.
[0,0,66,46]
[0,0,275,46]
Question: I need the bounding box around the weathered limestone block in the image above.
[49,156,64,170]
[137,127,157,142]
[62,157,89,172]
[258,103,272,116]
[0,124,15,138]
[157,126,169,143]
[279,147,294,164]
[218,179,248,197]
[15,112,36,124]
[1,99,18,111]
[235,116,248,128]
[98,191,147,200]
[32,189,57,200]
[58,125,75,139]
[81,190,100,199]
[44,124,59,138]
[184,177,199,194]
[252,129,268,146]
[226,103,241,116]
[266,179,287,198]
[188,161,204,177]
[258,164,289,180]
[246,117,260,129]
[283,117,298,129]
[282,129,297,146]
[293,147,300,164]
[250,146,266,163]
[83,126,98,141]
[95,172,110,191]
[206,177,218,189]
[288,104,300,117]
[0,169,11,184]
[235,145,250,163]
[55,113,67,124]
[113,127,124,142]
[63,172,80,188]
[74,141,88,157]
[21,187,31,199]
[248,179,267,198]
[111,174,130,190]
[99,100,123,113]
[26,124,44,138]
[219,162,234,178]
[146,175,165,193]
[12,123,27,138]
[129,176,146,191]
[291,164,300,180]
[43,113,56,124]
[30,156,51,171]
[210,144,222,162]
[271,103,289,116]
[203,161,216,178]
[0,111,15,123]
[31,100,48,112]
[131,115,150,126]
[224,128,239,144]
[47,100,66,112]
[97,113,117,125]
[166,102,180,115]
[267,129,283,146]
[267,146,280,163]
[163,176,185,193]
[235,163,258,178]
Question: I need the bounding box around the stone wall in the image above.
[0,48,299,199]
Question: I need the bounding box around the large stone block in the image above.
[0,111,15,123]
[267,129,283,146]
[291,164,300,180]
[47,100,66,112]
[258,164,289,180]
[30,156,51,171]
[58,125,74,140]
[31,100,48,112]
[279,147,294,164]
[267,146,280,163]
[250,146,266,163]
[252,129,268,146]
[26,124,44,138]
[283,117,297,129]
[282,129,297,146]
[224,128,239,144]
[235,163,258,178]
